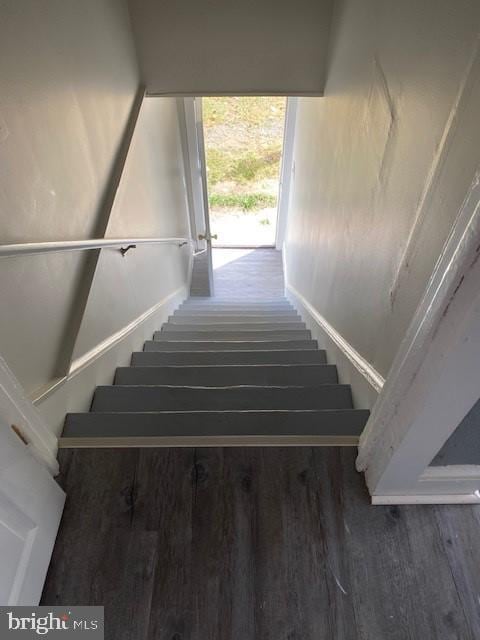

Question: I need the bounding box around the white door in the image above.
[182,97,215,294]
[0,420,65,604]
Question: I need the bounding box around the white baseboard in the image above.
[372,465,480,503]
[285,278,383,410]
[35,285,188,437]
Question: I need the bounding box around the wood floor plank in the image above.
[187,447,228,639]
[41,449,140,605]
[434,504,480,638]
[339,448,472,640]
[140,449,194,640]
[41,448,480,640]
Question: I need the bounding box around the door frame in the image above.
[192,96,294,250]
[357,169,480,504]
[276,97,298,249]
[180,97,214,294]
[0,356,65,604]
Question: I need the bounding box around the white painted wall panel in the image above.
[0,0,139,395]
[0,2,192,429]
[285,0,480,380]
[72,98,191,362]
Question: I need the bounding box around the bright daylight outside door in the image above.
[203,97,286,247]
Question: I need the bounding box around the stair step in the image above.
[115,364,337,386]
[91,384,352,411]
[62,409,369,443]
[144,340,318,352]
[174,310,300,318]
[131,350,327,366]
[180,304,293,312]
[181,298,289,304]
[166,320,305,330]
[153,329,311,341]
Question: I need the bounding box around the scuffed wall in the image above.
[0,1,192,433]
[285,0,480,385]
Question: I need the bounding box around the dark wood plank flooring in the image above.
[42,448,480,639]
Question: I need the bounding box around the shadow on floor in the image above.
[212,248,284,300]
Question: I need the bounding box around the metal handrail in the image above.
[0,237,192,258]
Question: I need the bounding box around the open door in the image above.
[0,422,64,604]
[0,357,65,604]
[181,97,215,296]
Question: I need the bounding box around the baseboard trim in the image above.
[422,464,480,481]
[34,285,189,436]
[32,285,188,406]
[68,285,188,378]
[59,435,359,448]
[285,281,385,393]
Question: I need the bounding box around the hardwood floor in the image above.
[42,447,480,639]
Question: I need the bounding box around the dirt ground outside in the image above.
[203,97,286,246]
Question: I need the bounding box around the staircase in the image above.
[61,297,369,446]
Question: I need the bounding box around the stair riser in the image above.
[131,350,327,365]
[174,310,299,317]
[92,385,352,411]
[180,305,294,312]
[162,322,306,332]
[153,330,311,341]
[144,341,318,352]
[63,409,370,439]
[169,317,302,325]
[115,365,338,386]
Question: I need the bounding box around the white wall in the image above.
[70,97,191,366]
[0,1,192,434]
[128,0,333,95]
[284,0,480,404]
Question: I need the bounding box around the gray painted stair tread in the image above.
[171,313,301,322]
[181,298,290,304]
[180,307,294,312]
[131,349,327,365]
[144,340,318,351]
[162,322,306,331]
[153,329,311,341]
[63,409,369,438]
[115,364,338,386]
[174,313,300,320]
[91,384,352,411]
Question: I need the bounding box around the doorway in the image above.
[202,97,286,248]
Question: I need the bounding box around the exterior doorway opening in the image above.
[202,97,286,248]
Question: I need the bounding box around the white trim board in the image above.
[34,284,189,437]
[373,466,480,504]
[59,435,359,448]
[276,98,298,250]
[357,168,480,500]
[284,273,383,411]
[68,287,187,377]
[286,283,384,391]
